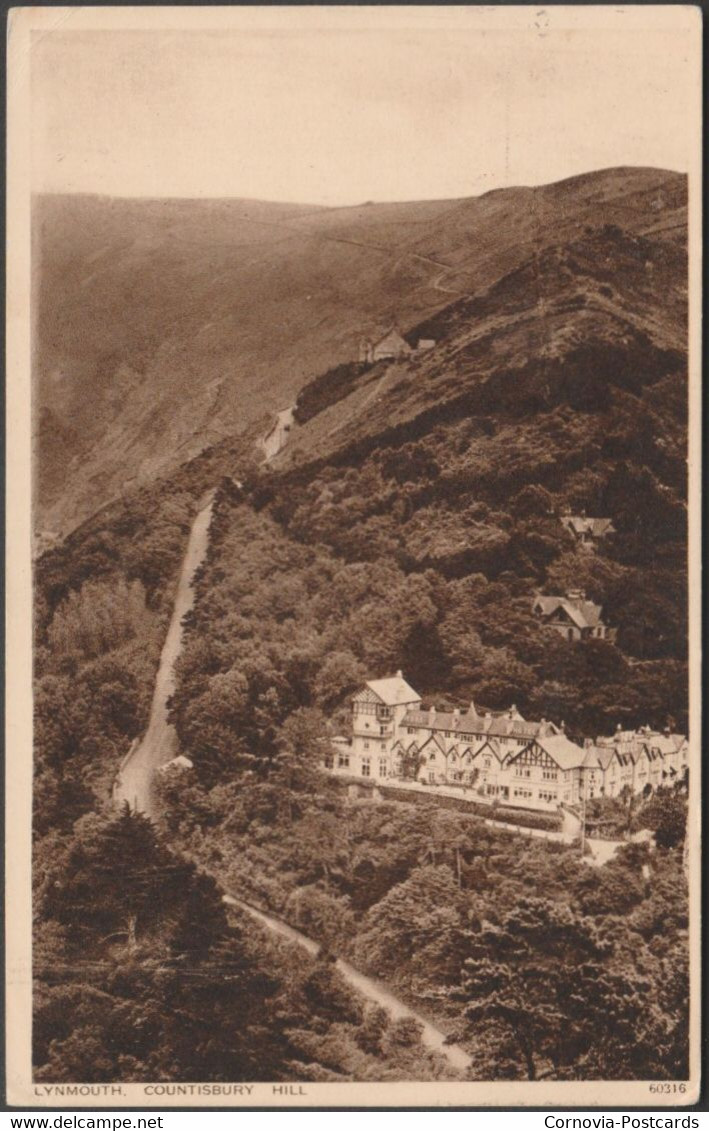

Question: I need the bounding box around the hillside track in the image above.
[113,496,214,816]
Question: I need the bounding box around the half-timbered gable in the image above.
[507,734,585,806]
[325,671,689,808]
[351,672,421,779]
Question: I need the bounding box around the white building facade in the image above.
[326,674,688,814]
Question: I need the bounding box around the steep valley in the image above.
[35,165,685,538]
[32,164,690,1085]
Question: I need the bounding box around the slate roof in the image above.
[581,746,603,769]
[401,709,475,731]
[400,706,557,739]
[644,734,679,756]
[533,594,604,630]
[531,734,587,770]
[364,675,421,706]
[561,515,616,538]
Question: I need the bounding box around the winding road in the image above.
[111,417,474,1071]
[113,495,215,816]
[224,895,472,1074]
[114,398,293,816]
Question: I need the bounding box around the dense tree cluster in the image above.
[157,766,689,1082]
[34,806,449,1082]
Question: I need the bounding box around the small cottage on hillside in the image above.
[359,328,413,363]
[561,511,616,546]
[532,588,611,642]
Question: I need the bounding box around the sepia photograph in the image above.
[6,4,702,1109]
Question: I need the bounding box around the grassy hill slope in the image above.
[34,166,685,536]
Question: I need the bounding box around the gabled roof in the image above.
[593,747,616,771]
[487,716,514,737]
[561,515,615,538]
[581,746,602,769]
[646,734,679,756]
[533,594,604,630]
[363,675,420,706]
[477,737,505,763]
[448,742,477,759]
[529,734,587,770]
[419,733,447,757]
[371,327,411,350]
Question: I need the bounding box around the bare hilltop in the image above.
[34,166,685,536]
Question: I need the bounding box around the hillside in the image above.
[34,166,685,537]
[167,213,688,759]
[32,165,689,1084]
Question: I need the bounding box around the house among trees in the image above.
[334,671,421,779]
[560,510,616,546]
[532,588,611,641]
[324,674,688,813]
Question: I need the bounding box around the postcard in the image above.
[6,4,702,1108]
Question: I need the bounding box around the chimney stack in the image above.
[395,670,403,678]
[566,588,586,601]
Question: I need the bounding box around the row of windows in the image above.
[360,757,388,778]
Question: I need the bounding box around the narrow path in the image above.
[224,895,472,1073]
[410,252,467,296]
[113,495,215,816]
[228,209,468,299]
